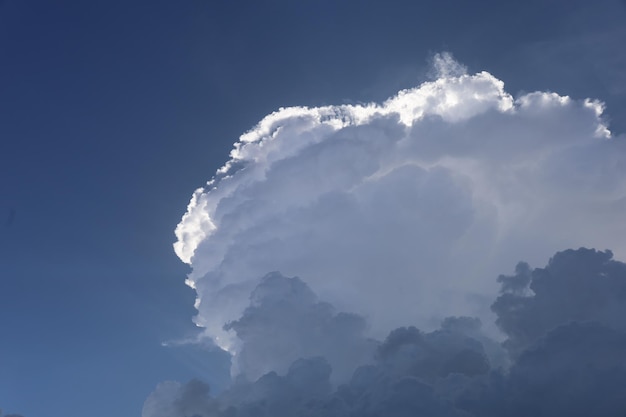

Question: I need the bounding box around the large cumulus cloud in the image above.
[173,54,626,359]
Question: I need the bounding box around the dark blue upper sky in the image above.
[1,1,624,416]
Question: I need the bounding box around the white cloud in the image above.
[174,53,625,355]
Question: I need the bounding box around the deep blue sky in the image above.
[1,1,624,416]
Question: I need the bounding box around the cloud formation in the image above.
[174,53,626,356]
[144,248,626,417]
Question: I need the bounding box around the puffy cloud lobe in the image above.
[492,247,626,357]
[174,54,626,354]
[376,326,489,382]
[224,272,376,382]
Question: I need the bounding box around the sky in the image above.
[1,1,626,416]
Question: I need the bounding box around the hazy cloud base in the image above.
[144,248,626,417]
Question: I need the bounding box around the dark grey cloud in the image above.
[376,325,489,382]
[174,379,217,417]
[492,248,626,357]
[445,322,626,417]
[502,322,626,417]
